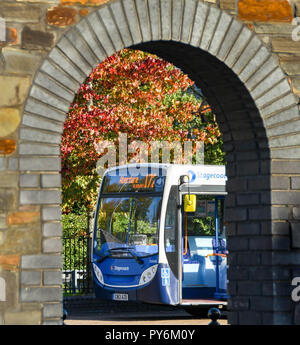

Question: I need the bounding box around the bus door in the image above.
[180,194,228,302]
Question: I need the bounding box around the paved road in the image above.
[65,309,228,325]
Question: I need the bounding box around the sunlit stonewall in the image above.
[0,0,300,325]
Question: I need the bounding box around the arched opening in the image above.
[18,1,299,325]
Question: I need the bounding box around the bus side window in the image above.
[164,186,178,278]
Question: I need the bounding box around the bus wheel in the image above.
[183,307,209,318]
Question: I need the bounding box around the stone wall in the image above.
[0,0,299,325]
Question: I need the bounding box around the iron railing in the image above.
[62,232,94,295]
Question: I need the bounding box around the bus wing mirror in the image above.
[184,194,196,213]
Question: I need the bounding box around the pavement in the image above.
[64,309,228,325]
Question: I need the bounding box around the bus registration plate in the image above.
[113,293,128,301]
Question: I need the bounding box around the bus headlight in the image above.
[139,265,158,286]
[93,263,104,285]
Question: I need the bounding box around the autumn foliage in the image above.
[61,49,222,213]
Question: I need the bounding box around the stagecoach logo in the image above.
[111,265,129,271]
[187,170,196,183]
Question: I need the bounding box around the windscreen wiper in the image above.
[109,247,144,265]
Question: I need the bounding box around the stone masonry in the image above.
[0,0,300,325]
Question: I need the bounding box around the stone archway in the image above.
[18,0,300,325]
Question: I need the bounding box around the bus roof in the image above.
[104,163,227,187]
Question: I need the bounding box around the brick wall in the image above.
[0,0,299,324]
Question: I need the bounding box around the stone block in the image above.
[135,0,152,42]
[0,225,41,255]
[21,26,55,50]
[20,157,60,171]
[0,27,18,47]
[0,76,30,107]
[2,47,43,75]
[0,255,20,270]
[30,84,70,113]
[0,173,18,188]
[227,237,249,250]
[246,56,278,90]
[22,113,63,134]
[0,189,17,211]
[292,177,300,190]
[220,0,237,10]
[232,35,262,75]
[260,93,297,117]
[43,221,62,236]
[271,147,300,161]
[86,12,114,58]
[21,255,62,269]
[267,118,300,138]
[43,303,62,319]
[20,287,61,302]
[224,26,252,67]
[98,5,123,52]
[20,190,61,205]
[225,207,247,221]
[218,20,242,61]
[4,310,41,325]
[60,0,109,4]
[200,6,220,51]
[249,236,272,250]
[250,296,274,311]
[75,19,107,62]
[0,139,16,155]
[43,271,62,285]
[238,0,294,23]
[20,174,39,188]
[20,271,41,285]
[19,143,60,156]
[291,223,300,248]
[122,0,142,44]
[279,56,300,75]
[239,45,270,83]
[251,67,285,100]
[34,73,75,103]
[190,1,209,47]
[57,36,92,74]
[65,27,98,68]
[46,6,77,27]
[209,11,232,56]
[42,207,61,221]
[0,4,42,23]
[20,127,61,145]
[237,223,260,235]
[238,281,262,296]
[41,174,61,188]
[40,59,80,93]
[7,211,40,225]
[24,97,66,123]
[43,238,62,253]
[256,79,292,108]
[147,0,161,42]
[293,207,300,220]
[237,193,260,206]
[272,38,300,54]
[7,158,17,171]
